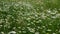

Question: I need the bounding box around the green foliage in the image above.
[0,0,60,34]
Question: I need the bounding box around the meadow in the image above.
[0,0,60,34]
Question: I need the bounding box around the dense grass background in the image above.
[0,0,60,34]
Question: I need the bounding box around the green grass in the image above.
[0,0,60,34]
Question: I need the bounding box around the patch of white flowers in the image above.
[8,31,16,34]
[0,0,60,34]
[35,32,39,34]
[27,27,35,33]
[1,31,4,34]
[47,29,52,32]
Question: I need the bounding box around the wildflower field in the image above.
[0,0,60,34]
